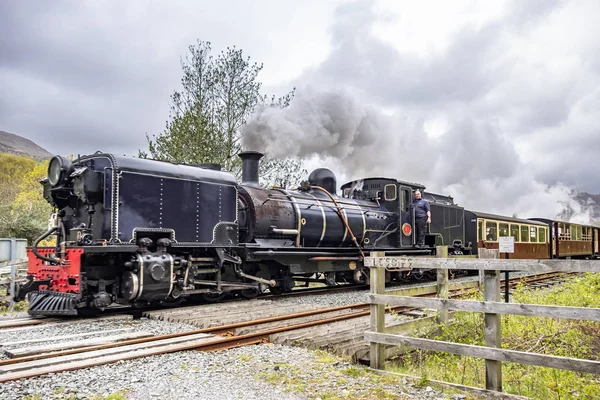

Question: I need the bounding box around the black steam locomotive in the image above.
[16,151,470,316]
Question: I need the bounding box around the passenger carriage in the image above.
[465,211,550,259]
[529,219,598,259]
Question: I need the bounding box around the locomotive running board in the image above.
[27,291,79,317]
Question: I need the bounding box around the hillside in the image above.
[0,130,53,159]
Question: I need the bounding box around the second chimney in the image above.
[239,151,264,187]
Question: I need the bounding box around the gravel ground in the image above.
[0,316,199,361]
[0,344,467,400]
[272,270,537,309]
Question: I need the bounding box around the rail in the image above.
[364,247,600,394]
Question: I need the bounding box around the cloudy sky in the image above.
[1,0,599,218]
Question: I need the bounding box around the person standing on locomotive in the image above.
[412,190,431,247]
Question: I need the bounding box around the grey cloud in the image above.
[0,0,337,157]
[295,0,600,196]
[242,0,598,222]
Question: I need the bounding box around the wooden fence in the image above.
[364,247,600,392]
[0,258,28,306]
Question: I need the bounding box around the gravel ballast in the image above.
[0,316,200,361]
[0,344,465,400]
[272,270,537,309]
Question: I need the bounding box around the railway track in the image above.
[0,271,576,382]
[0,271,572,331]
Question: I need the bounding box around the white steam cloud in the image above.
[243,87,596,224]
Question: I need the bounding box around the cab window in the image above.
[384,184,397,201]
[521,225,529,242]
[539,227,546,243]
[510,224,520,241]
[477,220,483,241]
[499,223,509,237]
[485,221,498,241]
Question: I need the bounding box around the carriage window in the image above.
[510,224,520,242]
[539,227,546,243]
[384,184,397,201]
[485,221,498,241]
[521,225,529,242]
[583,226,591,241]
[499,223,509,237]
[343,188,350,198]
[530,226,537,242]
[477,220,483,241]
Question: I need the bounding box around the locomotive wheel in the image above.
[77,307,101,317]
[269,286,283,295]
[412,269,425,280]
[160,297,185,307]
[240,288,259,299]
[202,293,226,303]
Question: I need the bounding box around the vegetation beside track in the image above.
[251,349,473,399]
[388,273,600,399]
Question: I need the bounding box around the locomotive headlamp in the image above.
[48,155,74,187]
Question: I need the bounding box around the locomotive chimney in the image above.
[239,151,264,187]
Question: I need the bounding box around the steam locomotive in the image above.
[18,151,462,316]
[17,151,599,317]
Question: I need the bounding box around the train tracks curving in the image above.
[0,271,577,382]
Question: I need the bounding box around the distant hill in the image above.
[0,130,53,160]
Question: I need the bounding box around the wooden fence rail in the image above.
[0,259,28,305]
[365,246,600,393]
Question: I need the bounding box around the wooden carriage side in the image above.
[466,211,550,259]
[530,218,596,258]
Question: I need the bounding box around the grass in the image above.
[0,286,28,313]
[250,348,469,399]
[387,273,600,399]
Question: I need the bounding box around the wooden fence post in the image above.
[484,269,502,391]
[370,251,386,369]
[436,246,449,326]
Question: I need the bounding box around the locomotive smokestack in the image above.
[239,151,263,187]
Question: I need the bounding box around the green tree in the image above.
[140,40,305,187]
[0,154,52,243]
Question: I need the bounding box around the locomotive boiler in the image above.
[16,151,467,316]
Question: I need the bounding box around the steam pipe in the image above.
[312,185,366,259]
[270,228,299,236]
[33,227,59,264]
